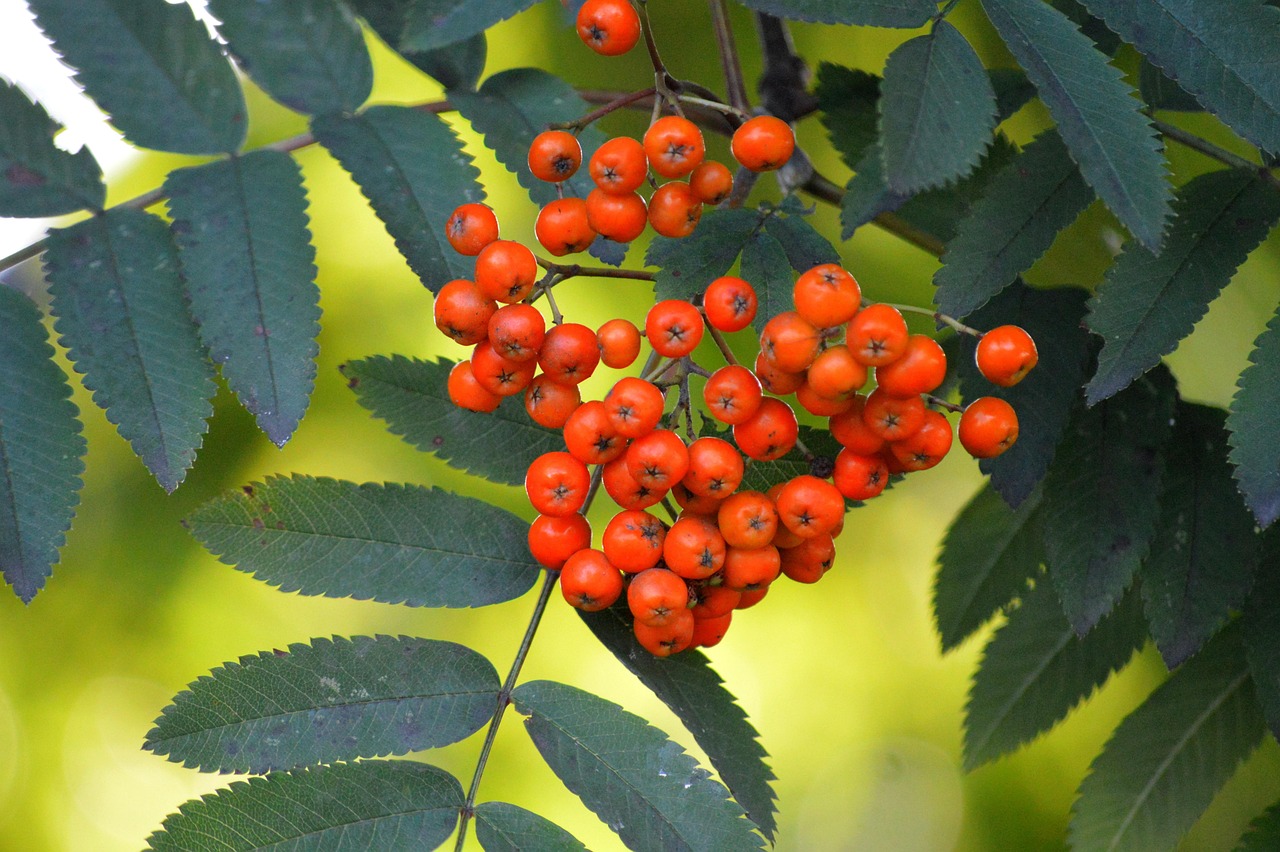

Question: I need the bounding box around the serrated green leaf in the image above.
[144,635,500,772]
[165,151,321,447]
[1142,403,1259,668]
[340,355,562,486]
[956,283,1093,507]
[43,209,215,492]
[840,145,896,239]
[1042,366,1177,634]
[738,229,794,333]
[27,0,245,154]
[965,583,1145,770]
[879,22,996,194]
[400,0,539,52]
[0,81,103,217]
[1242,527,1280,737]
[1139,57,1203,113]
[934,130,1094,319]
[814,63,880,170]
[311,105,480,292]
[733,0,934,28]
[1240,801,1280,851]
[474,802,588,852]
[647,208,765,302]
[410,33,488,91]
[738,426,842,498]
[1086,169,1280,405]
[1069,623,1266,851]
[1227,304,1280,528]
[580,604,778,841]
[147,760,462,851]
[208,0,372,116]
[0,287,85,603]
[980,0,1171,250]
[1050,0,1122,54]
[1079,0,1280,154]
[989,68,1036,120]
[763,213,841,274]
[934,483,1044,652]
[185,474,539,608]
[512,680,765,852]
[450,68,605,207]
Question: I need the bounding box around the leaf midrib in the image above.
[969,619,1074,762]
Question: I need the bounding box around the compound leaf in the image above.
[1086,168,1280,404]
[980,0,1171,250]
[814,63,880,170]
[0,287,85,603]
[764,213,841,274]
[956,283,1093,507]
[185,474,539,608]
[732,0,935,28]
[208,0,372,116]
[1069,624,1266,851]
[1141,403,1259,668]
[165,151,321,447]
[400,0,539,52]
[147,761,462,851]
[474,802,588,852]
[738,229,795,333]
[27,0,245,154]
[43,209,215,492]
[647,208,764,302]
[512,680,765,852]
[965,583,1145,770]
[340,355,562,486]
[1042,366,1177,634]
[450,68,605,207]
[1079,0,1280,154]
[0,81,103,217]
[347,0,486,89]
[312,105,481,292]
[145,635,500,773]
[934,483,1044,652]
[581,604,778,840]
[1228,305,1280,527]
[1242,528,1280,737]
[879,21,996,194]
[934,130,1094,319]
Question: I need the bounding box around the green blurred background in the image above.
[2,2,1279,849]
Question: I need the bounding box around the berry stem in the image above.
[536,257,658,282]
[551,87,658,132]
[677,94,751,121]
[1149,115,1280,189]
[706,323,743,367]
[926,394,963,414]
[636,0,684,116]
[882,301,983,337]
[708,0,751,116]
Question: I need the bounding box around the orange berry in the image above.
[601,455,665,510]
[602,509,667,573]
[577,0,642,56]
[847,303,909,367]
[538,322,601,386]
[717,490,779,550]
[759,311,821,373]
[528,512,591,569]
[560,548,624,611]
[731,115,795,172]
[475,240,539,303]
[702,276,758,333]
[585,188,647,243]
[959,396,1020,458]
[528,130,582,183]
[471,339,536,397]
[525,451,591,517]
[733,396,799,461]
[633,608,695,656]
[447,360,501,413]
[563,400,626,465]
[488,303,546,363]
[663,515,727,580]
[682,436,744,498]
[536,197,597,256]
[976,325,1038,387]
[703,364,763,425]
[597,317,643,369]
[433,279,496,346]
[648,181,702,238]
[604,377,665,438]
[445,203,499,256]
[775,474,844,539]
[793,263,860,328]
[833,448,889,501]
[806,344,867,400]
[862,387,926,442]
[645,299,704,357]
[524,374,581,428]
[628,567,691,626]
[689,160,733,204]
[888,408,953,471]
[626,429,690,492]
[589,136,648,195]
[722,545,781,591]
[644,115,705,178]
[875,334,947,397]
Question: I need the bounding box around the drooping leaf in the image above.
[732,0,935,28]
[965,583,1145,770]
[1085,168,1280,404]
[450,68,605,207]
[934,483,1044,652]
[1242,527,1280,737]
[581,603,778,841]
[1139,57,1203,113]
[647,208,764,302]
[207,0,372,116]
[311,105,481,292]
[980,0,1171,250]
[933,130,1094,319]
[340,355,562,486]
[27,0,246,154]
[144,635,500,772]
[1141,403,1259,668]
[879,21,996,194]
[738,229,795,333]
[1079,0,1280,154]
[511,680,765,852]
[763,213,841,274]
[165,151,321,448]
[147,761,462,851]
[814,63,880,170]
[0,287,85,603]
[1228,305,1280,528]
[400,0,540,52]
[956,283,1093,507]
[1069,623,1266,851]
[473,802,588,852]
[43,209,215,492]
[1240,801,1280,851]
[1042,366,1177,634]
[0,81,103,217]
[185,474,539,608]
